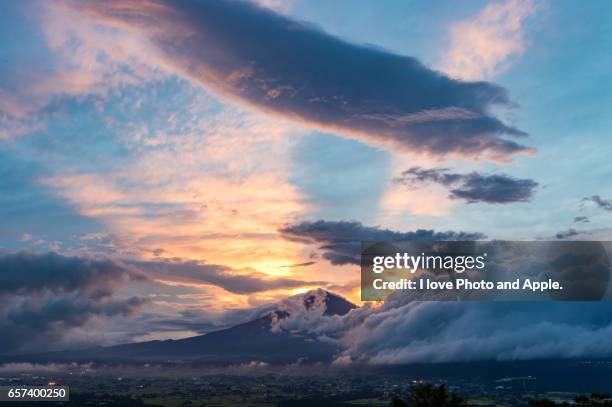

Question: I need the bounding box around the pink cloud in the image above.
[443,0,539,80]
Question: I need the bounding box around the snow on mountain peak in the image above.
[269,289,356,333]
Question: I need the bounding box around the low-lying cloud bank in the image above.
[395,167,538,204]
[279,220,485,265]
[65,0,533,160]
[274,291,612,364]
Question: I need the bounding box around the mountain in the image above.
[10,289,356,365]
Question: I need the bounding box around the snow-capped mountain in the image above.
[278,288,357,317]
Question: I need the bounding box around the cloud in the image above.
[132,258,327,294]
[279,220,484,266]
[66,0,533,160]
[395,167,538,204]
[555,228,590,240]
[278,261,316,268]
[0,251,148,354]
[0,1,167,139]
[334,300,612,364]
[31,88,308,268]
[443,0,538,80]
[583,195,612,212]
[0,251,145,297]
[261,290,612,364]
[0,363,92,374]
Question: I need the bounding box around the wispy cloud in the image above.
[0,1,165,135]
[583,195,612,212]
[34,92,308,271]
[132,258,326,295]
[443,0,538,80]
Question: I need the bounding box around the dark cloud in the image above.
[574,216,590,223]
[132,258,326,294]
[3,295,148,351]
[555,229,591,240]
[0,252,147,354]
[0,251,143,297]
[69,0,533,160]
[395,167,538,204]
[279,220,484,266]
[583,195,612,212]
[278,261,316,268]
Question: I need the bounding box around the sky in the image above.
[1,0,612,355]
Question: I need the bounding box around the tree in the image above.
[529,399,563,407]
[391,395,409,407]
[392,383,466,407]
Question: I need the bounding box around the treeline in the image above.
[530,394,612,406]
[391,384,612,407]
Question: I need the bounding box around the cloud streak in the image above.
[583,195,612,212]
[66,0,533,160]
[132,258,326,295]
[555,228,590,240]
[574,216,590,224]
[279,220,484,266]
[395,167,538,204]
